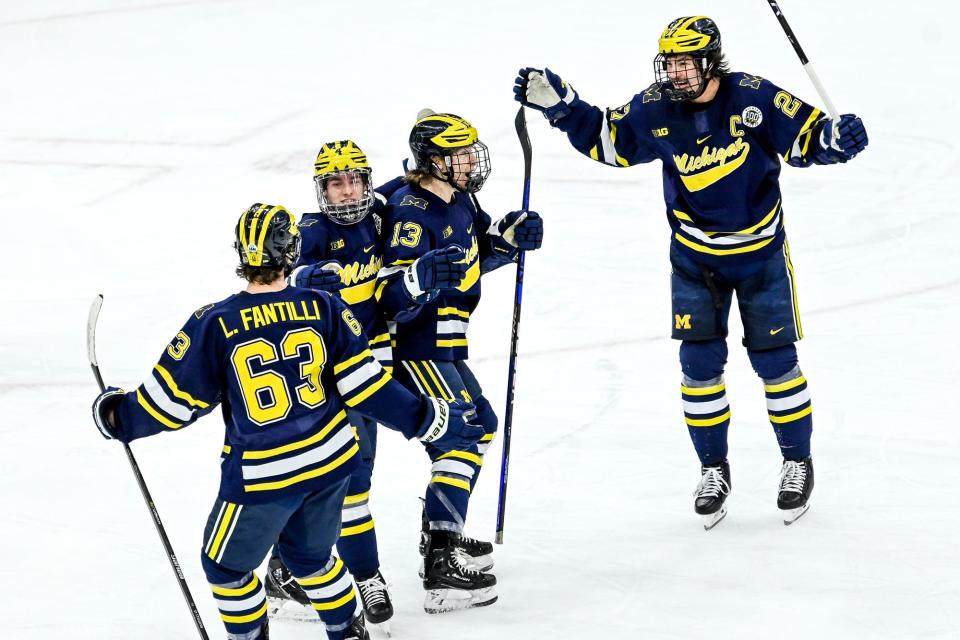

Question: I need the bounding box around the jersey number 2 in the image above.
[231,328,327,426]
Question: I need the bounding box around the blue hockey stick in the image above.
[495,106,532,544]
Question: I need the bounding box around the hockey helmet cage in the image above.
[313,140,374,225]
[235,203,301,269]
[408,113,491,193]
[654,16,724,101]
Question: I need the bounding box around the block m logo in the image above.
[675,314,692,330]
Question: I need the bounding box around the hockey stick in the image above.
[87,295,210,640]
[495,106,532,544]
[765,0,839,120]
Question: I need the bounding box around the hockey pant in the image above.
[392,359,497,533]
[200,478,358,640]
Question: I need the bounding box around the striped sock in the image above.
[294,557,358,637]
[336,491,380,579]
[209,572,268,639]
[763,366,812,460]
[682,376,732,465]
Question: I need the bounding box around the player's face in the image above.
[665,54,702,94]
[449,147,477,190]
[324,172,366,205]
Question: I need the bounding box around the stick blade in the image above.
[87,294,104,366]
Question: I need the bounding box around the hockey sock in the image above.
[469,394,497,491]
[336,489,380,580]
[293,557,359,639]
[762,366,812,460]
[425,449,480,533]
[207,570,268,639]
[682,375,731,465]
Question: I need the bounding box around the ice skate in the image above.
[423,540,497,614]
[356,570,393,636]
[694,460,731,531]
[778,458,814,525]
[264,556,318,624]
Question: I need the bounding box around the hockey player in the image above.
[91,203,484,640]
[514,16,868,528]
[263,141,408,629]
[376,112,544,612]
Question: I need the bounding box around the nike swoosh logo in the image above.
[363,245,374,253]
[697,135,712,145]
[770,327,785,335]
[466,224,473,233]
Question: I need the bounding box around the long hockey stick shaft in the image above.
[495,106,532,544]
[87,295,210,639]
[765,0,839,120]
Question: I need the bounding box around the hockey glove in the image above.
[820,114,869,162]
[513,68,577,121]
[290,261,345,293]
[92,386,125,440]
[494,210,543,251]
[403,246,468,303]
[417,397,485,453]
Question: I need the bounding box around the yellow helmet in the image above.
[655,16,724,101]
[234,203,300,269]
[313,140,374,225]
[408,113,491,193]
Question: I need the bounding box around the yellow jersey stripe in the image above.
[297,558,344,586]
[672,209,694,222]
[769,405,813,424]
[674,232,776,256]
[242,410,347,460]
[334,349,374,375]
[345,372,391,407]
[685,410,732,428]
[220,601,268,624]
[312,587,357,611]
[436,339,469,348]
[681,383,726,396]
[244,443,359,492]
[136,389,183,429]
[341,519,376,537]
[154,364,209,409]
[422,361,453,401]
[369,333,391,345]
[207,502,237,560]
[764,376,807,394]
[407,361,437,396]
[437,307,470,318]
[736,199,780,235]
[211,574,260,597]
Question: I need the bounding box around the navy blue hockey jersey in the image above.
[112,287,429,504]
[376,183,515,361]
[552,72,829,266]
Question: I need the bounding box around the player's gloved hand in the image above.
[403,246,468,302]
[820,114,868,161]
[513,68,577,120]
[495,210,544,251]
[290,261,345,293]
[92,386,125,440]
[417,397,485,452]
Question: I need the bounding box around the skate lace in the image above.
[451,548,482,577]
[779,460,807,494]
[694,466,729,499]
[357,573,388,607]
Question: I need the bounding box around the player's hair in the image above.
[235,263,285,284]
[403,165,433,186]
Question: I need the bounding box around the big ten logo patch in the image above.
[652,127,670,138]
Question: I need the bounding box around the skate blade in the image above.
[424,586,498,614]
[702,504,728,531]
[782,502,810,525]
[372,620,391,637]
[267,596,319,624]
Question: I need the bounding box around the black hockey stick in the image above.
[765,0,840,120]
[87,295,210,640]
[495,106,532,544]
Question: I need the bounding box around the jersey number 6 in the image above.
[230,327,328,426]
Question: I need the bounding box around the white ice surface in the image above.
[1,1,958,639]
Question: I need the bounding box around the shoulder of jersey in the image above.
[388,184,431,212]
[188,292,243,325]
[297,211,326,229]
